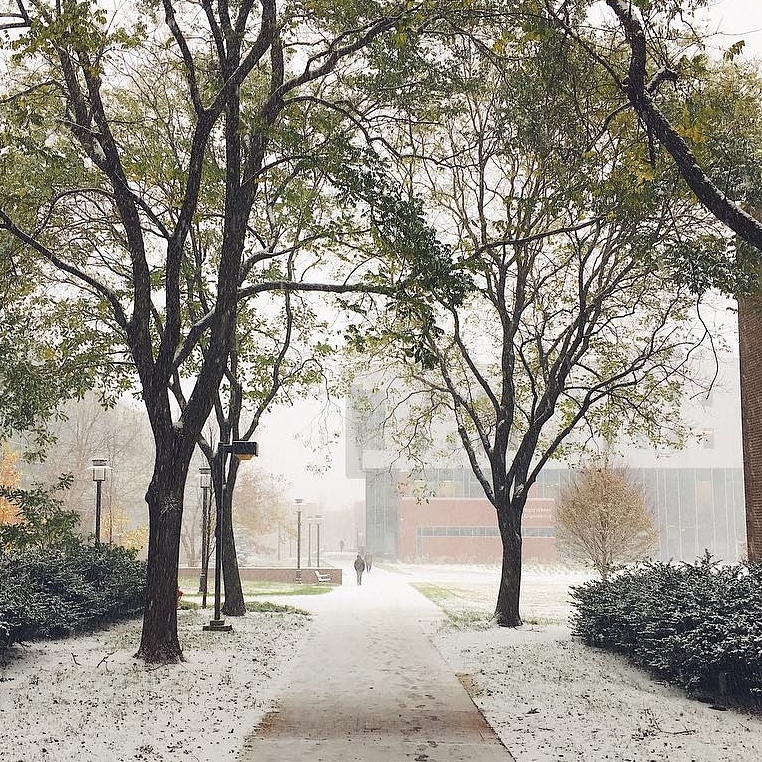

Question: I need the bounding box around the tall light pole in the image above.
[204,440,258,633]
[295,498,303,583]
[315,514,322,568]
[198,466,211,606]
[90,458,109,547]
[307,515,313,567]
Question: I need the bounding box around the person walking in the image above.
[365,552,373,573]
[353,552,366,585]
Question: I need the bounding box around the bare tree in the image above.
[29,394,155,538]
[555,459,657,579]
[232,468,291,557]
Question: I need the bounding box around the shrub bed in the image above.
[0,544,146,651]
[570,554,762,707]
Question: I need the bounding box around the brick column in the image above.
[739,292,762,564]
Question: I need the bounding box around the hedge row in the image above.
[0,544,146,651]
[570,554,762,706]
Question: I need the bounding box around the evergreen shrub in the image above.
[570,553,762,706]
[0,544,146,651]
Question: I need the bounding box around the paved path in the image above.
[237,556,514,762]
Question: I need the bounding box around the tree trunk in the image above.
[135,445,189,662]
[222,466,245,616]
[739,291,762,564]
[493,498,524,626]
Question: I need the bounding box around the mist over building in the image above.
[345,355,746,565]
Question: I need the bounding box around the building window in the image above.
[415,525,552,539]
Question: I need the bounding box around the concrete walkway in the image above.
[237,556,514,762]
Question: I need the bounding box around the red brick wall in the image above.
[178,567,342,585]
[398,496,558,563]
[739,293,762,563]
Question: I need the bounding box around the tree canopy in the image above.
[0,0,450,661]
[344,9,735,624]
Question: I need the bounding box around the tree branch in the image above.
[603,0,762,252]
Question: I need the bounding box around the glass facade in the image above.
[367,465,746,562]
[364,469,399,556]
[532,466,745,562]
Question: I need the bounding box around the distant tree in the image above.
[0,474,80,551]
[555,459,658,580]
[121,524,149,555]
[103,504,136,547]
[0,445,21,525]
[232,468,291,555]
[180,491,202,568]
[33,394,155,535]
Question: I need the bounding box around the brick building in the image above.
[739,294,762,563]
[347,355,747,565]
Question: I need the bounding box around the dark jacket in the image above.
[353,556,365,572]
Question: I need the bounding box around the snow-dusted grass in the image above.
[177,579,331,597]
[2,561,761,762]
[403,563,762,762]
[0,607,309,762]
[435,622,762,762]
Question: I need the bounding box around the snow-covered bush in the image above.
[570,553,762,706]
[0,544,146,650]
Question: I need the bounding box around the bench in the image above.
[314,570,332,584]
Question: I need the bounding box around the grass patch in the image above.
[413,583,452,606]
[258,584,333,596]
[413,583,493,629]
[522,615,560,626]
[178,579,333,597]
[247,600,310,616]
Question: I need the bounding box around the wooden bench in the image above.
[314,570,332,584]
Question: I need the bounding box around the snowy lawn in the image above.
[1,563,761,761]
[0,606,309,762]
[434,621,762,762]
[405,563,762,762]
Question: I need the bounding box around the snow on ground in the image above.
[0,607,308,762]
[400,562,762,762]
[435,623,762,762]
[1,561,761,762]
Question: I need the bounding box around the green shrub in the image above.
[0,544,146,650]
[570,554,762,706]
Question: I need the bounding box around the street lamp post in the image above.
[315,514,322,568]
[295,498,303,583]
[90,459,109,547]
[307,516,313,567]
[203,440,258,633]
[198,466,211,606]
